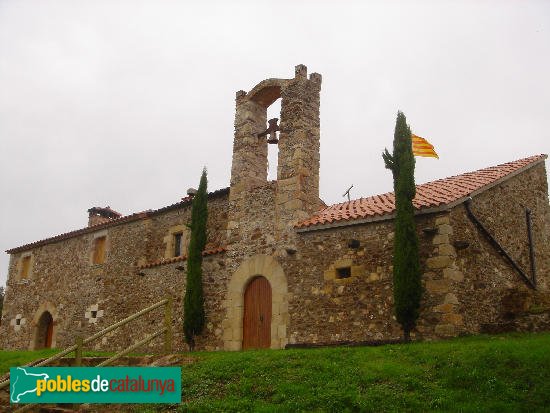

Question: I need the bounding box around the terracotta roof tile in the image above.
[7,211,151,254]
[6,187,230,254]
[296,154,547,230]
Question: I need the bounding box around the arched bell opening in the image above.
[247,81,284,182]
[266,98,282,180]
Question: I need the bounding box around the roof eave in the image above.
[295,205,452,233]
[6,187,231,254]
[6,212,149,254]
[296,155,547,233]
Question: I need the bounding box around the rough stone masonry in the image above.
[2,65,550,352]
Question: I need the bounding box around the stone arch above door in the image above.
[223,254,288,350]
[30,301,58,350]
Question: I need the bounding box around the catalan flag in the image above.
[412,134,439,159]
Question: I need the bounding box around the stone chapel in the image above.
[2,65,550,352]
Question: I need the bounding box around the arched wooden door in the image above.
[242,276,272,349]
[36,311,54,349]
[45,314,53,348]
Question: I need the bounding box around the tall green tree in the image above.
[183,168,208,351]
[382,111,422,342]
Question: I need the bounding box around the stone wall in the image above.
[3,163,549,352]
[0,195,229,351]
[275,65,323,240]
[143,193,228,263]
[287,214,453,345]
[124,254,228,352]
[230,90,268,192]
[449,162,550,334]
[285,163,550,345]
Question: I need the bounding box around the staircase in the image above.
[0,298,175,412]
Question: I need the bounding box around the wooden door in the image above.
[45,315,53,348]
[242,276,272,349]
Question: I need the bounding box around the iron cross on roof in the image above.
[257,118,280,144]
[343,185,354,202]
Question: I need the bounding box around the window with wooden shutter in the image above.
[93,236,106,264]
[20,256,31,278]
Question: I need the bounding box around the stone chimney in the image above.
[87,206,122,227]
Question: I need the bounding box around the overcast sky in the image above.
[1,0,549,287]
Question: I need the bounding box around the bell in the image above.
[267,134,279,144]
[258,118,280,144]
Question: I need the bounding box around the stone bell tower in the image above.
[276,65,322,231]
[228,65,322,246]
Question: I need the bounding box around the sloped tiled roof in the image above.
[296,154,547,230]
[6,211,151,254]
[6,187,230,254]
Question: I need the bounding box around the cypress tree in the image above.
[382,111,422,342]
[0,286,4,320]
[183,168,208,351]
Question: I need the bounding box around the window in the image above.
[163,225,188,259]
[20,256,31,279]
[336,267,351,279]
[324,259,364,281]
[174,233,183,257]
[93,236,106,264]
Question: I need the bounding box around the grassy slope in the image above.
[2,334,549,412]
[0,348,58,375]
[0,349,119,375]
[170,333,550,412]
